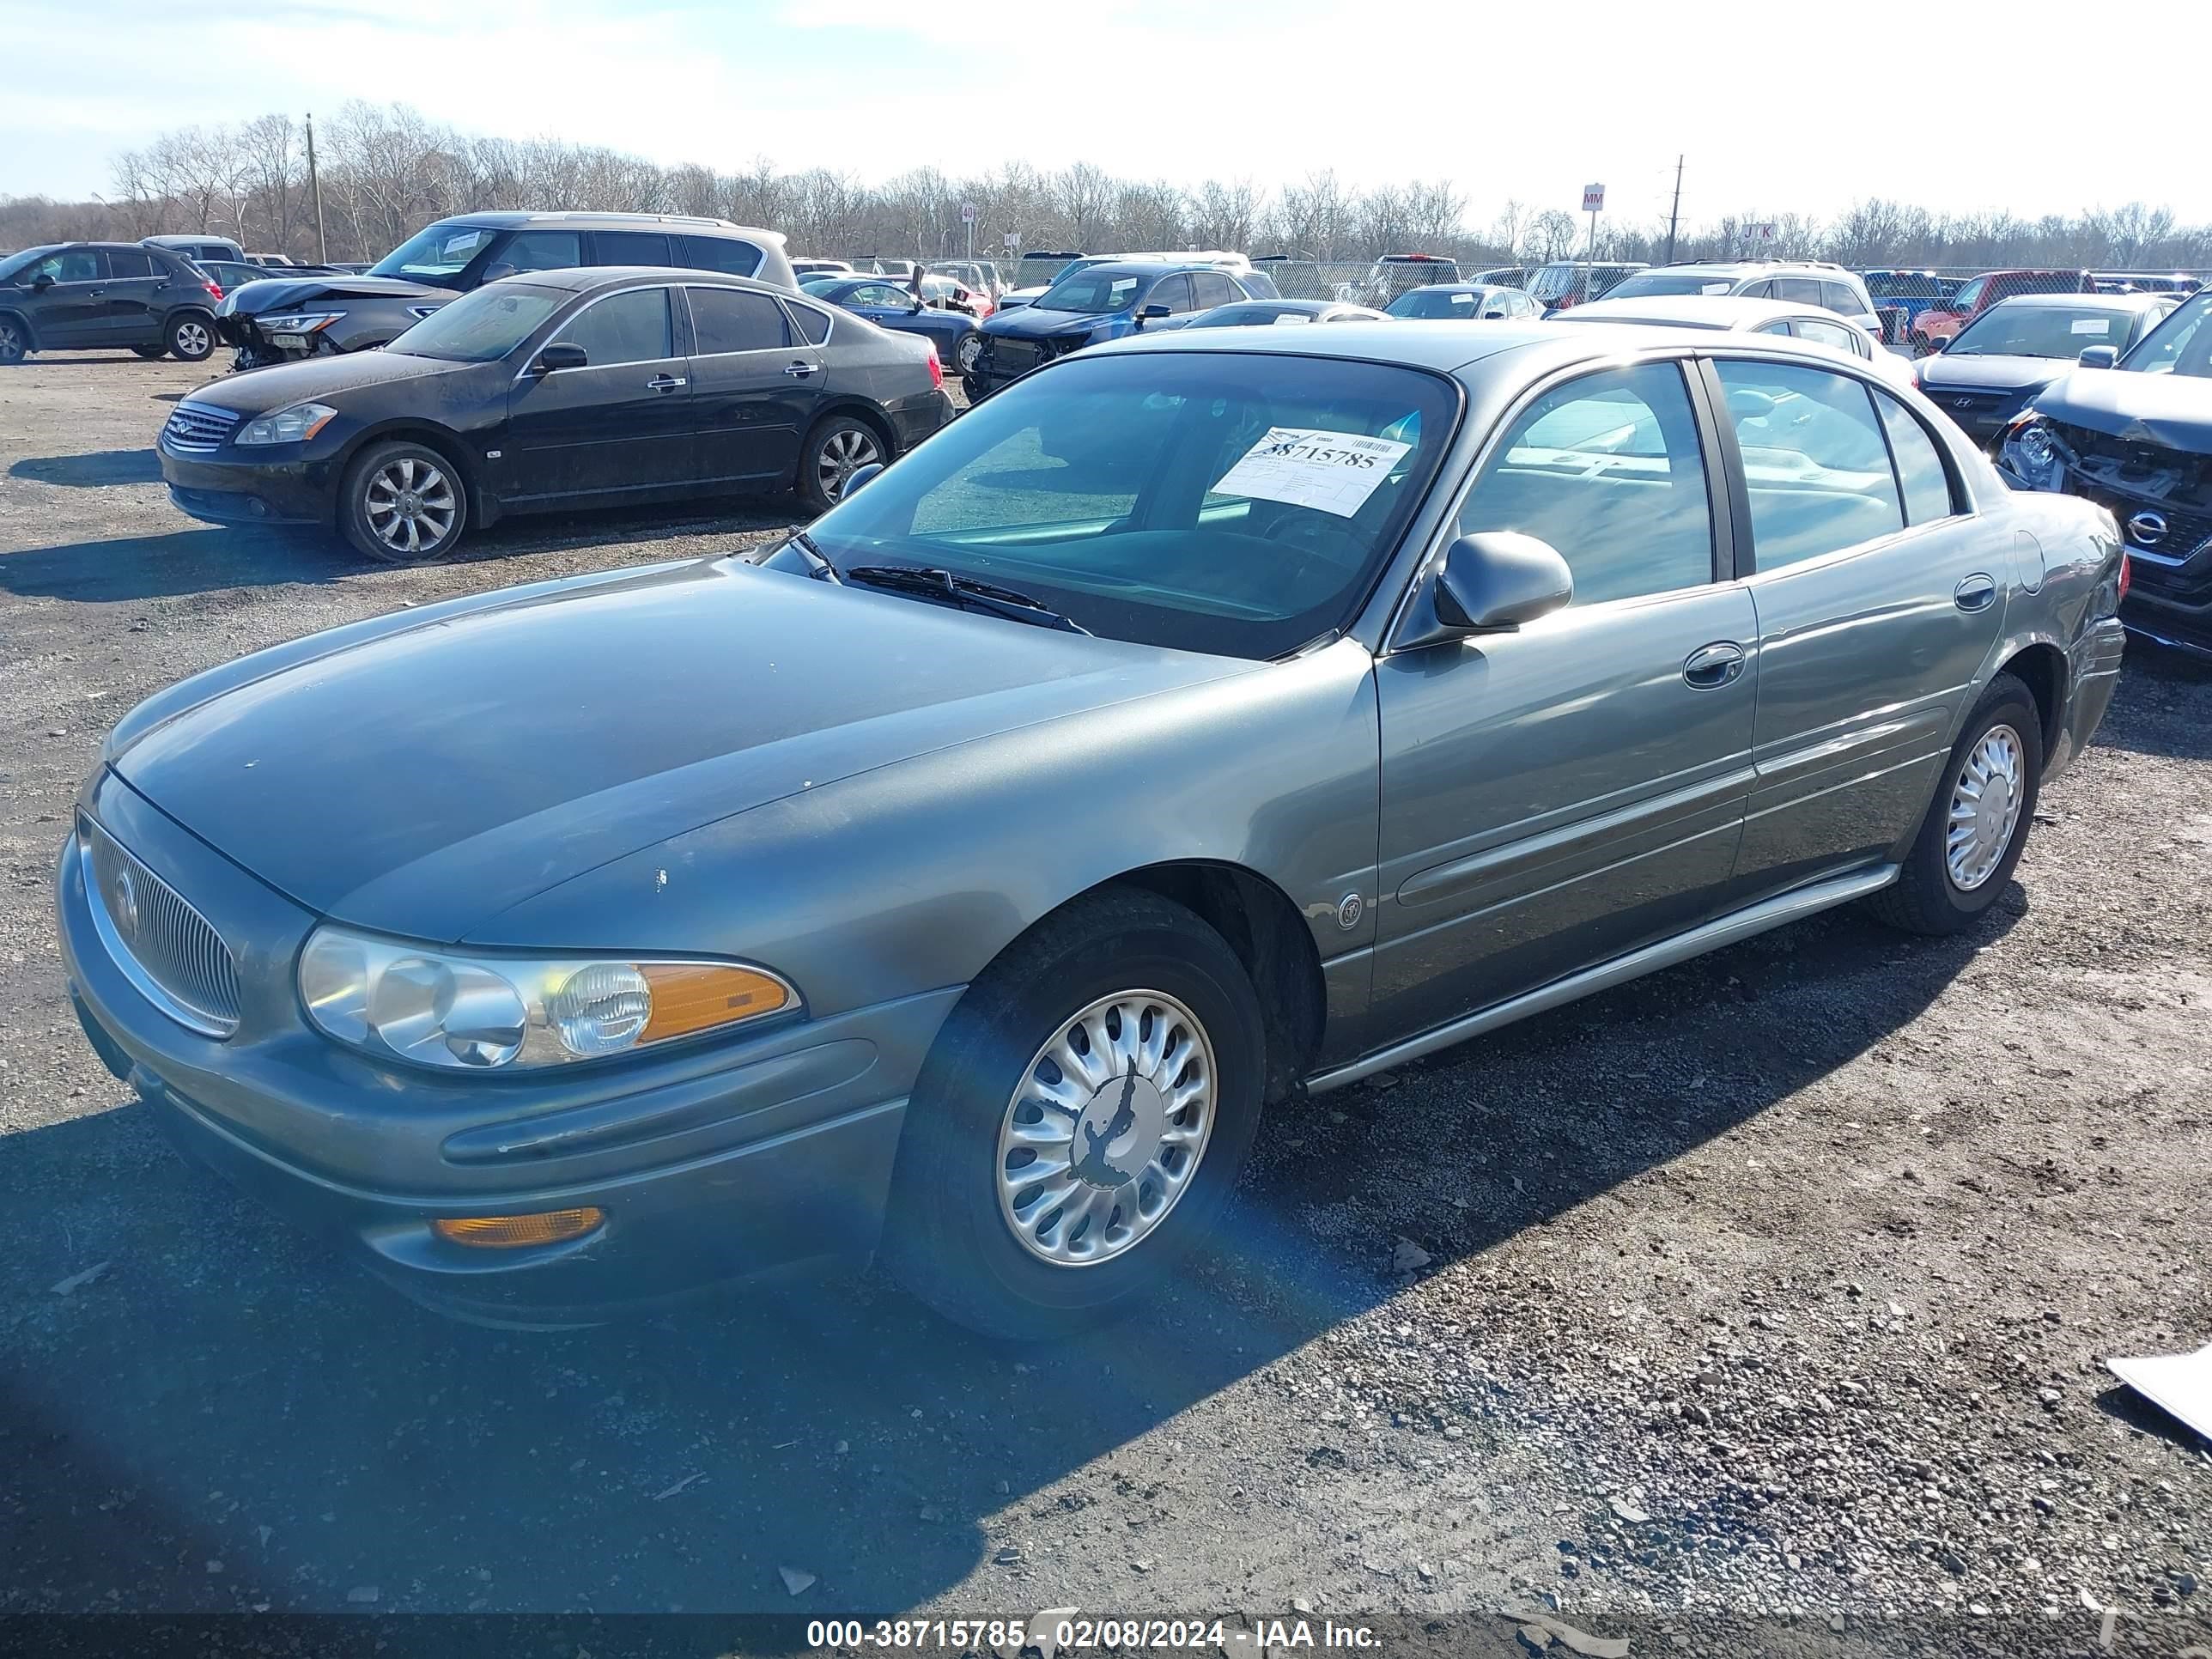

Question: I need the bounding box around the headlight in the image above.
[2012,422,2057,471]
[297,926,796,1071]
[1997,416,2065,489]
[236,402,338,446]
[259,310,344,335]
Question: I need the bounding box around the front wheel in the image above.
[1869,672,2043,935]
[166,313,215,362]
[884,888,1267,1340]
[797,415,884,514]
[340,441,468,564]
[0,316,27,365]
[953,331,983,374]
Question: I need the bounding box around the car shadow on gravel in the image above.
[0,893,2019,1616]
[9,449,163,488]
[0,528,354,601]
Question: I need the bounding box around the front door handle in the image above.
[783,361,817,379]
[646,374,686,392]
[1954,572,1997,612]
[1682,641,1747,689]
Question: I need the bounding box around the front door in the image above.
[1705,356,2006,895]
[683,283,824,489]
[504,285,695,503]
[1371,359,1758,1042]
[23,248,112,347]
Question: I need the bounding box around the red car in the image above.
[1911,270,2096,349]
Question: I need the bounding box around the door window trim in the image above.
[678,283,805,360]
[510,283,679,381]
[779,295,835,346]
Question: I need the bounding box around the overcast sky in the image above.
[5,0,2207,229]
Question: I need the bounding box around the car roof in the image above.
[435,211,785,245]
[1982,290,2165,312]
[1567,295,1834,330]
[1643,260,1853,277]
[1053,260,1218,279]
[496,266,795,296]
[1398,283,1512,297]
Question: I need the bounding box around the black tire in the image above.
[797,413,886,514]
[165,313,216,362]
[339,440,469,564]
[1869,672,2043,936]
[0,315,27,365]
[884,888,1268,1341]
[132,344,168,361]
[960,372,988,404]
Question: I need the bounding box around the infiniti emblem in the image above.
[112,866,141,939]
[2126,510,2167,549]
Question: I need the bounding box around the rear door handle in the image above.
[783,361,817,379]
[646,374,686,392]
[1682,641,1747,689]
[1954,572,1997,612]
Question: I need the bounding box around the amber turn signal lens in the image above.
[639,963,790,1042]
[432,1207,605,1249]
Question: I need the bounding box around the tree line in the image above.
[2,100,2207,275]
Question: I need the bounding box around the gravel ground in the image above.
[2,352,2209,1657]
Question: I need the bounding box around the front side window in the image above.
[498,231,582,275]
[681,235,764,277]
[1792,317,1867,356]
[1149,274,1197,314]
[388,283,567,362]
[556,287,673,365]
[688,286,789,355]
[801,350,1459,659]
[1948,277,1987,313]
[370,223,498,282]
[1773,276,1823,306]
[1874,395,1957,526]
[32,248,106,283]
[2118,292,2212,378]
[846,283,905,307]
[1458,362,1716,605]
[592,230,673,267]
[1716,359,1903,570]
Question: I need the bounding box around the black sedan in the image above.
[800,276,984,374]
[1181,299,1386,329]
[159,267,952,562]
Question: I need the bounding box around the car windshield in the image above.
[800,276,845,294]
[0,244,63,281]
[801,349,1458,659]
[1387,289,1482,318]
[369,222,499,282]
[2119,291,2212,377]
[1034,271,1147,313]
[386,283,565,362]
[1949,305,2136,359]
[1604,272,1736,299]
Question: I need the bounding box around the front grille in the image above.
[1934,389,2017,427]
[982,339,1044,378]
[80,817,240,1036]
[161,401,242,453]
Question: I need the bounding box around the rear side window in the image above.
[499,231,582,275]
[1792,317,1867,357]
[688,286,789,354]
[682,235,764,277]
[787,302,831,345]
[1874,396,1958,525]
[1460,362,1716,605]
[107,248,155,278]
[1191,271,1239,308]
[1820,282,1863,315]
[555,287,673,365]
[592,230,672,267]
[1716,360,1904,569]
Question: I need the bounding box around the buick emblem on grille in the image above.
[2126,510,2168,548]
[112,866,141,940]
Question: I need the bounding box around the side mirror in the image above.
[532,341,588,375]
[2076,344,2119,369]
[30,271,54,290]
[1139,303,1171,323]
[841,461,884,496]
[1401,532,1574,647]
[481,262,519,283]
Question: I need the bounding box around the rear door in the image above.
[503,284,695,501]
[100,246,168,345]
[1371,357,1759,1042]
[1708,355,2002,895]
[683,283,823,488]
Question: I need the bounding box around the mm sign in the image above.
[1582,184,1605,213]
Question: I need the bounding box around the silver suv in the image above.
[1603,262,1879,334]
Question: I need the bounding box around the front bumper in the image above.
[160,444,337,529]
[58,778,956,1327]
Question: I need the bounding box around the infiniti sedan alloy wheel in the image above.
[342,441,467,563]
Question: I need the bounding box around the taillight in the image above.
[926,345,943,390]
[205,282,223,301]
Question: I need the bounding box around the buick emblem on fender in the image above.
[112,866,140,940]
[2127,511,2168,548]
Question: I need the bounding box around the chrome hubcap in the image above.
[175,322,209,355]
[957,336,982,371]
[363,457,456,553]
[817,427,881,500]
[995,990,1216,1267]
[1946,723,2025,891]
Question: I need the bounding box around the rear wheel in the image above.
[1869,672,2042,935]
[884,888,1267,1340]
[0,316,27,365]
[340,441,467,564]
[797,415,884,514]
[166,313,215,362]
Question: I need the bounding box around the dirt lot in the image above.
[2,352,2209,1656]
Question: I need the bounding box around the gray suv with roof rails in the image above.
[213,211,797,371]
[1602,261,1881,336]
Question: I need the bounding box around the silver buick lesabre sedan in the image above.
[60,322,2126,1338]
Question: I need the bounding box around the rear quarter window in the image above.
[682,235,765,277]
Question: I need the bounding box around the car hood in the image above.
[106,558,1253,941]
[1916,354,2071,393]
[220,273,455,317]
[985,305,1104,341]
[2032,368,2212,453]
[177,346,468,413]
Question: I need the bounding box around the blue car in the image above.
[802,276,985,375]
[965,262,1261,397]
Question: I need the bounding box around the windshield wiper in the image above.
[786,529,841,581]
[843,564,1089,634]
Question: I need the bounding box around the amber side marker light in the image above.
[432,1208,605,1249]
[638,963,791,1042]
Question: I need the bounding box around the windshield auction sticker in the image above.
[1212,428,1412,519]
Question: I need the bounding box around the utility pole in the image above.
[1664,155,1683,264]
[305,112,327,265]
